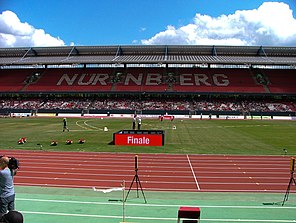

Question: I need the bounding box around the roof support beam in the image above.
[1,45,296,67]
[212,45,217,56]
[164,45,168,61]
[61,46,79,62]
[21,47,35,60]
[67,46,78,57]
[257,46,267,57]
[116,46,123,57]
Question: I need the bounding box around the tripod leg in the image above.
[136,174,147,203]
[124,175,136,202]
[292,177,296,186]
[135,174,139,198]
[282,177,293,206]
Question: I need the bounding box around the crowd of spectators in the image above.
[0,97,295,113]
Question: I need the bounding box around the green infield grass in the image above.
[0,117,295,155]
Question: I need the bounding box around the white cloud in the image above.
[140,27,147,32]
[0,10,65,47]
[141,2,296,46]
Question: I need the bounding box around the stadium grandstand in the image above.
[0,45,295,118]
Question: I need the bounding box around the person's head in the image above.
[0,211,23,223]
[0,157,9,170]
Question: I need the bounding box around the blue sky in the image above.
[1,0,296,47]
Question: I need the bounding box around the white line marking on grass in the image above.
[201,219,296,222]
[18,201,296,223]
[19,211,296,222]
[17,198,296,209]
[75,120,103,131]
[187,154,200,191]
[20,210,296,222]
[21,211,124,220]
[20,210,180,221]
[75,121,90,130]
[47,130,97,132]
[84,120,103,130]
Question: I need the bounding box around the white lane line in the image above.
[20,210,296,222]
[187,154,200,191]
[17,198,296,209]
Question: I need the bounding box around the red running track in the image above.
[1,149,295,193]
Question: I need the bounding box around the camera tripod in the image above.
[124,155,147,203]
[282,172,296,206]
[124,169,147,203]
[282,157,296,206]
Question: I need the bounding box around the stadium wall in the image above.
[1,108,295,117]
[1,109,295,121]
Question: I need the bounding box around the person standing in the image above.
[132,115,137,130]
[63,118,69,132]
[0,157,16,217]
[137,116,142,130]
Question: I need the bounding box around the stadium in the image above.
[0,45,296,118]
[0,45,296,223]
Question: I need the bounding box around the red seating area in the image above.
[0,69,31,92]
[114,68,168,92]
[0,68,295,94]
[25,68,113,92]
[115,68,145,92]
[264,69,296,94]
[173,68,266,93]
[141,68,169,92]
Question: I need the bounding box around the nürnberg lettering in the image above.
[56,72,230,86]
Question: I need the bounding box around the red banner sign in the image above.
[114,131,164,146]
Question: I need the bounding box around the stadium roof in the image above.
[0,45,296,67]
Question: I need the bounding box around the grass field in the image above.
[1,117,296,223]
[0,117,295,155]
